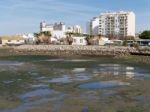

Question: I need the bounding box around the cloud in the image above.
[0,0,149,35]
[0,0,103,35]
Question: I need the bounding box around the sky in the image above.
[0,0,150,35]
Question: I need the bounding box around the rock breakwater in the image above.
[15,45,137,56]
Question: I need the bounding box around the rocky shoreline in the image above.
[15,45,138,56]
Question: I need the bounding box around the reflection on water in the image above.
[3,80,14,84]
[44,75,72,83]
[72,68,86,73]
[95,64,150,79]
[0,57,150,112]
[45,59,65,62]
[43,74,90,83]
[136,73,150,78]
[79,80,130,89]
[20,89,59,101]
[45,59,95,62]
[66,59,95,62]
[29,84,48,89]
[0,61,24,66]
[126,67,135,70]
[101,89,117,95]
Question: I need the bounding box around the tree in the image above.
[34,33,40,44]
[65,32,73,45]
[139,30,150,39]
[34,31,51,44]
[122,40,128,46]
[41,31,51,43]
[98,34,102,39]
[85,34,94,45]
[108,34,115,40]
[125,36,135,40]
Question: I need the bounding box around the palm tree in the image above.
[41,31,51,44]
[34,33,40,44]
[97,34,103,40]
[85,34,94,45]
[66,32,73,45]
[34,31,51,44]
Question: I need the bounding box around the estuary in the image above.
[0,55,150,112]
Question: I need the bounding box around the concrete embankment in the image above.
[15,45,137,56]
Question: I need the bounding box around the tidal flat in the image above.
[0,47,150,112]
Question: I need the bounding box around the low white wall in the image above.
[72,37,87,45]
[2,40,25,45]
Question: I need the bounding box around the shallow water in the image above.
[0,56,150,112]
[0,61,24,66]
[79,80,130,89]
[42,74,91,83]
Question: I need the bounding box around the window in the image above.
[73,39,76,43]
[80,39,83,43]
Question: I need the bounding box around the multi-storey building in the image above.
[91,17,99,36]
[88,11,135,39]
[40,21,82,39]
[87,17,99,36]
[40,21,66,32]
[66,25,82,33]
[40,21,66,39]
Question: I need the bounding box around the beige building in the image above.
[0,36,25,45]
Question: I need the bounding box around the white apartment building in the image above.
[87,17,99,36]
[88,11,135,39]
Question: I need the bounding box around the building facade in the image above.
[0,36,25,45]
[40,21,66,39]
[66,25,82,34]
[40,21,82,39]
[72,36,87,45]
[88,17,99,36]
[22,33,36,44]
[88,11,135,40]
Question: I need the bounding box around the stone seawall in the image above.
[15,45,138,56]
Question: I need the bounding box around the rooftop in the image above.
[0,36,24,40]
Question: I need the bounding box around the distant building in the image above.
[40,21,82,40]
[22,33,36,44]
[73,25,82,33]
[0,36,25,45]
[93,36,109,46]
[87,17,99,36]
[40,21,66,39]
[53,22,66,31]
[88,11,135,39]
[40,21,54,32]
[66,26,73,33]
[72,36,87,45]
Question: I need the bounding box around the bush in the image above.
[133,43,139,49]
[123,41,128,46]
[139,30,150,39]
